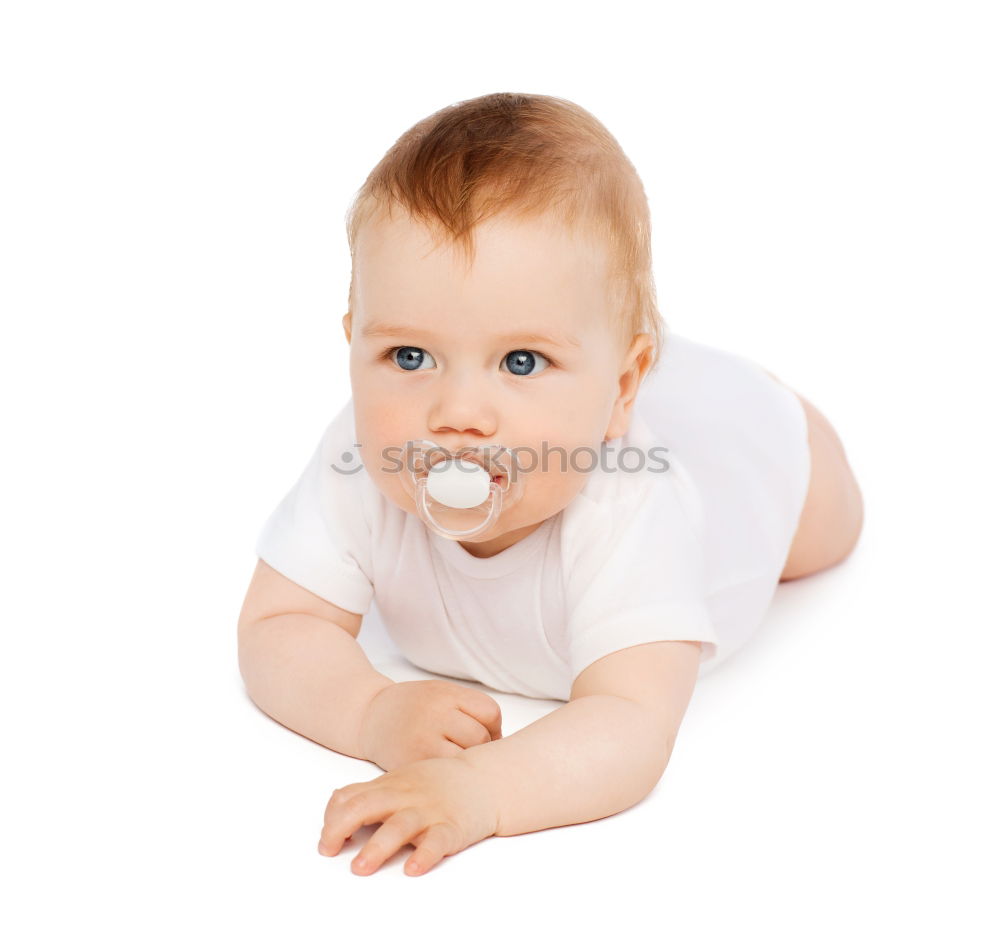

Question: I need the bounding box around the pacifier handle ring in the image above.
[416,479,503,539]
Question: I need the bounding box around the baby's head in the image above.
[341,92,666,554]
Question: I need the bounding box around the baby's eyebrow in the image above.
[360,321,580,350]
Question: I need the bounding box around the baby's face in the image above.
[346,210,640,556]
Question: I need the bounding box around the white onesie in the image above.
[254,332,811,701]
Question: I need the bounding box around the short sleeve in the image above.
[562,463,720,682]
[254,400,376,616]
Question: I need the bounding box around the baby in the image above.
[237,92,864,876]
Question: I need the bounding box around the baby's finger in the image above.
[444,710,494,749]
[404,822,459,876]
[434,738,467,760]
[457,694,503,740]
[319,788,395,857]
[351,808,425,876]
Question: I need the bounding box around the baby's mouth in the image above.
[455,451,508,489]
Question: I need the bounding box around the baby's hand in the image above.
[318,756,499,876]
[359,680,503,772]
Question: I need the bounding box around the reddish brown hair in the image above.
[344,92,666,371]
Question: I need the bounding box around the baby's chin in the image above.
[454,517,551,558]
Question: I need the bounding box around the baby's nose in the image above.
[427,394,497,444]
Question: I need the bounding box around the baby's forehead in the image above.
[366,217,610,287]
[354,212,622,341]
[364,208,610,266]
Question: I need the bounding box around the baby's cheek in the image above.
[522,466,584,520]
[357,440,415,513]
[374,471,417,516]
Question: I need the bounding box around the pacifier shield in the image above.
[397,439,525,541]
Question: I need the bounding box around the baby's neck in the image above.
[457,520,545,558]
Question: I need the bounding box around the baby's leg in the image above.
[764,371,865,581]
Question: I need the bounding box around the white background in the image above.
[2,1,997,921]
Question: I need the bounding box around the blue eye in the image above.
[383,345,551,376]
[390,346,436,371]
[504,349,550,377]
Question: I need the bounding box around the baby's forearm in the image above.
[459,694,675,837]
[238,612,394,760]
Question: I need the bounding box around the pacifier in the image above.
[398,440,524,541]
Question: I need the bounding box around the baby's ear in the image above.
[605,334,653,440]
[342,311,353,344]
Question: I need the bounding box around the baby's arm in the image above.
[238,559,396,760]
[238,560,503,767]
[461,639,701,836]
